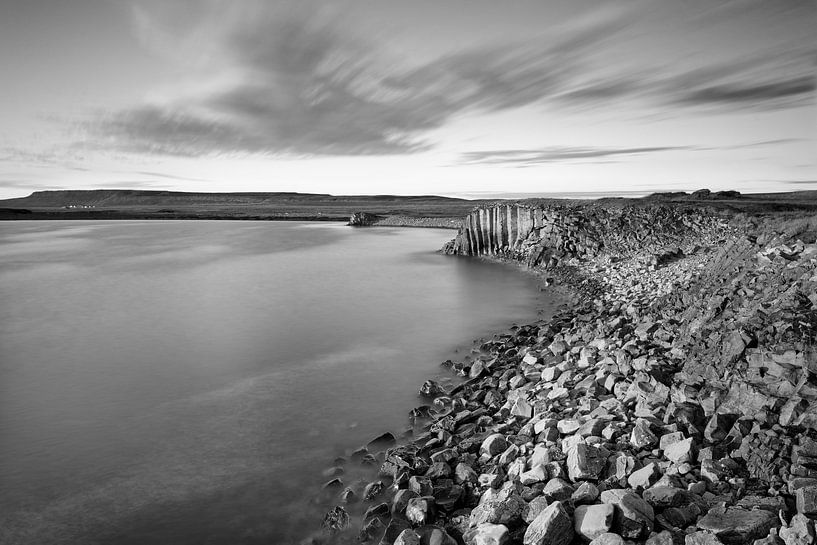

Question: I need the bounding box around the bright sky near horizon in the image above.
[0,0,815,199]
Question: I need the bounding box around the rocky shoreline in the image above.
[308,203,817,545]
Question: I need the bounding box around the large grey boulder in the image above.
[523,501,573,545]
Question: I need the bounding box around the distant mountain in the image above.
[0,189,470,208]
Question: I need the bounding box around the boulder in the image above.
[574,503,615,540]
[469,488,526,527]
[463,523,510,545]
[393,529,421,545]
[627,462,662,489]
[589,533,625,545]
[420,380,446,398]
[481,434,509,457]
[523,501,574,545]
[795,486,817,516]
[685,532,725,545]
[322,506,351,534]
[406,496,436,525]
[600,489,654,539]
[567,443,606,481]
[779,514,816,545]
[696,507,779,545]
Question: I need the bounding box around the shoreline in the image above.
[307,206,817,545]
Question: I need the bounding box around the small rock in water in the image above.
[321,506,350,534]
[367,431,396,450]
[419,380,446,398]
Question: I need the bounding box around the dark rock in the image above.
[600,489,655,539]
[696,507,779,545]
[364,481,386,501]
[348,212,382,226]
[322,506,351,534]
[420,380,446,398]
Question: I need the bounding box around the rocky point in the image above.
[308,201,817,545]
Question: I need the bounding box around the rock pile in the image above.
[312,210,817,545]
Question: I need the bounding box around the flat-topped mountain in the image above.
[2,188,816,221]
[0,190,481,221]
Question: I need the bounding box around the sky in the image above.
[0,0,815,199]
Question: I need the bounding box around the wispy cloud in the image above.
[82,2,816,159]
[459,146,695,166]
[81,4,639,157]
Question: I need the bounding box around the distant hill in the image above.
[0,189,484,221]
[0,189,469,207]
[2,188,816,221]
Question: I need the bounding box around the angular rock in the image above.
[322,506,351,534]
[589,533,625,545]
[406,496,436,525]
[455,462,479,484]
[627,462,662,489]
[572,481,601,505]
[523,501,574,545]
[630,420,659,450]
[696,507,779,545]
[409,475,433,496]
[779,514,816,545]
[380,518,412,545]
[392,489,419,516]
[419,380,446,398]
[664,437,696,464]
[795,485,817,516]
[469,488,526,527]
[600,489,654,539]
[685,532,725,545]
[574,503,615,540]
[567,443,606,481]
[463,523,510,545]
[642,486,693,508]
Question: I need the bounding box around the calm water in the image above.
[0,221,551,545]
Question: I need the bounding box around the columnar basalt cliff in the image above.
[443,202,731,267]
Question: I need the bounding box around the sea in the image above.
[0,220,554,544]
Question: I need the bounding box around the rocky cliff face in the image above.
[316,203,817,544]
[444,202,731,267]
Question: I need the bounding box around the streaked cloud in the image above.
[459,146,695,166]
[77,1,815,163]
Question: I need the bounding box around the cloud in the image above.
[85,3,635,158]
[459,146,694,166]
[672,76,815,109]
[786,180,817,185]
[83,1,816,159]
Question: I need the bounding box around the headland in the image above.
[311,192,817,545]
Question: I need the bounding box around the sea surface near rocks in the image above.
[0,220,555,545]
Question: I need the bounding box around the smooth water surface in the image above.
[0,221,551,544]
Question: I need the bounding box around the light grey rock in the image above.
[574,503,615,540]
[463,523,510,545]
[481,434,509,457]
[780,514,816,545]
[394,529,421,545]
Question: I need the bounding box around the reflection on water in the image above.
[0,221,552,544]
